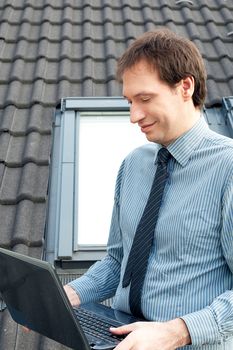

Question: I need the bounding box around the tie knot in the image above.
[157,148,171,164]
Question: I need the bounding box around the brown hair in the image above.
[116,28,207,108]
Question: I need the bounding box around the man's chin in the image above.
[145,133,161,144]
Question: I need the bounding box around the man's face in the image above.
[122,60,190,146]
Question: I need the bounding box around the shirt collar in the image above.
[165,116,210,167]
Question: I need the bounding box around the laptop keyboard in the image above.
[74,307,125,344]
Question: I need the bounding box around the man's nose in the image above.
[130,104,145,124]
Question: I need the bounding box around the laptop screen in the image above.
[0,248,90,350]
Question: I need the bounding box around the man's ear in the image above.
[182,76,195,101]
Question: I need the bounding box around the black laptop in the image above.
[0,248,140,350]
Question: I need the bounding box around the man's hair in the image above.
[116,28,207,108]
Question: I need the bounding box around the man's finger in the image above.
[22,326,30,333]
[110,323,136,335]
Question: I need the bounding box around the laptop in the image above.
[0,247,141,350]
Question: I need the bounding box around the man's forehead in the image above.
[122,63,162,98]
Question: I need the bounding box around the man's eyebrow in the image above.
[123,92,155,99]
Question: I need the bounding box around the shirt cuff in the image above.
[68,275,100,305]
[181,307,221,346]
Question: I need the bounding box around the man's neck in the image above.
[179,106,202,137]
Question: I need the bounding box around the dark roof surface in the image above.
[0,0,232,349]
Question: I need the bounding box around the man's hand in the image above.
[64,285,81,307]
[110,318,191,350]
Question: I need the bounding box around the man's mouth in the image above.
[140,122,156,133]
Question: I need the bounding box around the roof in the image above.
[0,0,232,349]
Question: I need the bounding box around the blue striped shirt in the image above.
[69,117,233,349]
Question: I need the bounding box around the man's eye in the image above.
[141,97,150,102]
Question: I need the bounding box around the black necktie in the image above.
[122,147,171,318]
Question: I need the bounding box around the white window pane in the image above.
[76,113,148,246]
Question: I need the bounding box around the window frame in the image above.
[46,97,130,263]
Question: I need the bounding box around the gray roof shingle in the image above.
[0,0,232,349]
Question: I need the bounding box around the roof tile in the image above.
[0,163,49,204]
[0,105,53,135]
[0,133,51,166]
[0,201,46,247]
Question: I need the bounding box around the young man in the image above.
[65,29,233,349]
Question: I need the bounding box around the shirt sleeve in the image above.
[181,172,233,346]
[68,161,125,304]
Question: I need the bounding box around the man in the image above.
[65,28,233,349]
